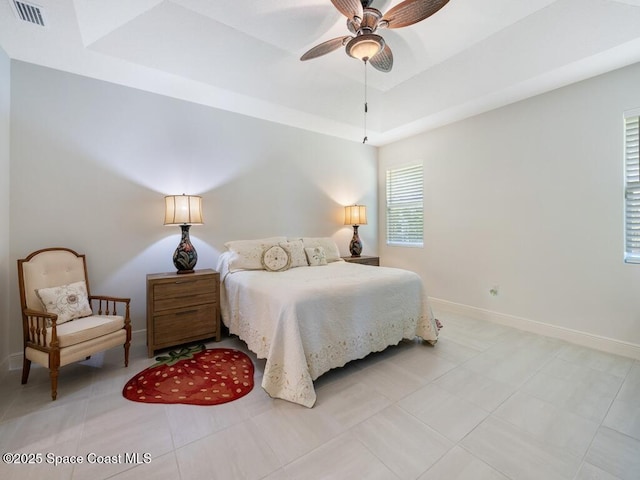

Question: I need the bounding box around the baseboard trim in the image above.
[0,354,10,376]
[430,298,640,360]
[8,351,22,371]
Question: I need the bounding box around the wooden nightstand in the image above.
[341,255,380,266]
[146,269,220,357]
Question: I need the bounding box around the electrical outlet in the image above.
[489,285,499,296]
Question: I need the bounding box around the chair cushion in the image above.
[36,281,93,324]
[45,315,125,348]
[26,330,127,368]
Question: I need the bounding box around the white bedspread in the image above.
[217,253,439,407]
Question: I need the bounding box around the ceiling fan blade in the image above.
[300,36,352,61]
[370,44,393,72]
[330,0,364,21]
[382,0,450,29]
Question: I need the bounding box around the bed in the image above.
[216,236,439,407]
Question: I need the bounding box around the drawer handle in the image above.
[174,280,197,285]
[176,309,198,316]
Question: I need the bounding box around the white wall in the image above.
[379,62,640,354]
[0,47,10,370]
[7,61,378,365]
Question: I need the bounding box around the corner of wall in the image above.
[0,48,11,373]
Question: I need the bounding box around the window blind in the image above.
[386,164,424,246]
[625,114,640,263]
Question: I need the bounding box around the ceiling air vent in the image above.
[9,0,47,27]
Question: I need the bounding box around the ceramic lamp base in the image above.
[173,224,198,273]
[349,225,363,257]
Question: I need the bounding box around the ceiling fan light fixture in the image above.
[346,34,385,62]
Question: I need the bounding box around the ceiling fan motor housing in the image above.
[347,7,384,35]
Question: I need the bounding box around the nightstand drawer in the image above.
[153,303,217,345]
[153,277,216,304]
[153,288,216,311]
[153,277,217,299]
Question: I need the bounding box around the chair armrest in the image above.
[89,295,130,317]
[23,308,58,348]
[89,295,130,304]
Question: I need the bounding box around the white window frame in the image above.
[624,109,640,264]
[386,163,424,247]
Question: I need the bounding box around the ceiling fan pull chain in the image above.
[363,59,368,144]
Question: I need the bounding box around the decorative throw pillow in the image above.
[301,237,341,262]
[262,245,291,272]
[305,246,328,266]
[225,236,288,272]
[36,281,93,324]
[279,240,308,268]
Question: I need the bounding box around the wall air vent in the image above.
[9,0,47,27]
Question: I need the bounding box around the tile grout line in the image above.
[571,359,636,480]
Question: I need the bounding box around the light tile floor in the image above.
[1,310,639,480]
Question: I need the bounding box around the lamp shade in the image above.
[164,195,203,225]
[346,34,385,61]
[344,205,367,226]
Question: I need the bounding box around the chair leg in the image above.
[124,342,130,367]
[21,358,31,385]
[50,368,58,401]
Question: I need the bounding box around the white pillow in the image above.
[301,237,341,262]
[280,240,308,268]
[305,246,328,266]
[36,280,93,324]
[262,245,291,272]
[225,236,287,272]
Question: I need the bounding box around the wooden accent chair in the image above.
[17,247,131,400]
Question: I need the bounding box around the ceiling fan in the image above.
[300,0,451,72]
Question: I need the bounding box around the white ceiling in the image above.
[2,0,640,145]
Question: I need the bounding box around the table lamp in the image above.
[344,205,367,256]
[164,194,203,273]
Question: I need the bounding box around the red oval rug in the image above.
[123,345,254,405]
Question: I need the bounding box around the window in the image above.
[386,164,424,247]
[625,111,640,263]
